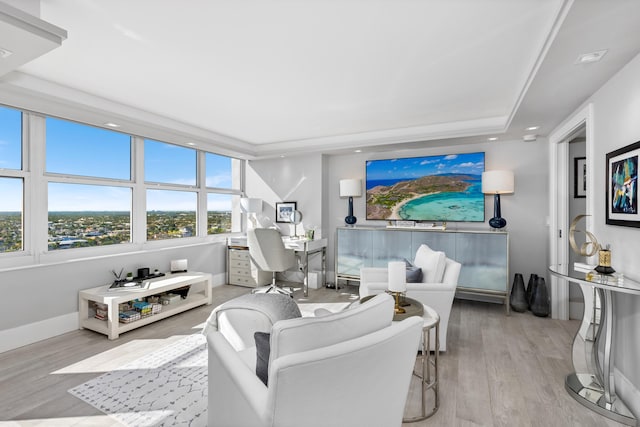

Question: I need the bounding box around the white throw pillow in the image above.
[413,244,446,283]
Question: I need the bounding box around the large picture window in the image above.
[0,177,23,252]
[145,139,196,185]
[146,189,197,240]
[0,106,22,170]
[48,183,132,250]
[46,118,131,180]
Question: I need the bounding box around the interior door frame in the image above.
[548,103,594,320]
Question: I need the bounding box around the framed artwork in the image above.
[275,201,297,223]
[574,157,587,198]
[606,141,640,227]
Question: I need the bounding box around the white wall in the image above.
[575,51,640,413]
[247,138,550,290]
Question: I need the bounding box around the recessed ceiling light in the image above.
[487,137,498,141]
[576,49,608,64]
[104,122,120,128]
[523,134,537,142]
[354,149,362,153]
[186,142,196,146]
[526,126,539,131]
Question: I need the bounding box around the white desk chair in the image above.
[248,228,297,295]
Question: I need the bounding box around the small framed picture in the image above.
[574,157,586,198]
[606,141,640,227]
[275,202,297,223]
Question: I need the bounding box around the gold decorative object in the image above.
[595,245,616,274]
[569,214,601,257]
[392,291,406,314]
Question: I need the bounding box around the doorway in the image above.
[548,104,594,320]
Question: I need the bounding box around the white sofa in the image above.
[359,244,461,351]
[206,293,422,427]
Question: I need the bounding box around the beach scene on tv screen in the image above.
[366,152,485,222]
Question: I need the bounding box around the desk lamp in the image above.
[388,261,407,314]
[240,198,262,229]
[339,179,362,226]
[481,170,514,229]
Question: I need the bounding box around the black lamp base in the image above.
[345,215,357,225]
[489,217,507,229]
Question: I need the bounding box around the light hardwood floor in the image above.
[0,284,625,426]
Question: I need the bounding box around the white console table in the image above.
[549,265,638,426]
[336,226,509,311]
[79,272,212,339]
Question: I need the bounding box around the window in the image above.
[206,152,233,189]
[0,178,23,252]
[207,193,235,234]
[48,183,131,250]
[46,118,131,179]
[0,106,22,170]
[146,189,197,240]
[145,139,196,185]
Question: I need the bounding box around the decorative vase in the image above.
[510,273,528,312]
[530,277,550,317]
[526,273,538,310]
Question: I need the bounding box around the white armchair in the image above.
[359,244,461,352]
[206,293,422,427]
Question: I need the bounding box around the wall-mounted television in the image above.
[366,152,485,222]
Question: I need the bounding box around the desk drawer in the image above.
[229,249,250,261]
[228,273,258,287]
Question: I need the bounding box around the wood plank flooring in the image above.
[0,284,626,426]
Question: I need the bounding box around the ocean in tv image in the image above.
[366,152,485,222]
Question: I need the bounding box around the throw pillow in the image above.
[254,332,271,386]
[404,258,423,283]
[413,244,446,283]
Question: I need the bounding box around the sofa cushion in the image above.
[269,293,394,366]
[404,258,424,283]
[254,332,271,386]
[413,244,446,283]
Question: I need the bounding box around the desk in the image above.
[549,265,639,426]
[282,237,328,297]
[227,236,327,297]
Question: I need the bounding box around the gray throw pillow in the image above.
[254,332,270,386]
[404,258,423,283]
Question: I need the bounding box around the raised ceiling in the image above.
[5,0,640,158]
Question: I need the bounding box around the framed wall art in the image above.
[606,141,639,227]
[574,157,587,198]
[275,201,297,223]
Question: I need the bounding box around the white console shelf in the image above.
[78,272,212,339]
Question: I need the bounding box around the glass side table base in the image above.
[566,373,636,426]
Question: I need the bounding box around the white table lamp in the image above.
[388,261,406,314]
[240,197,262,229]
[339,179,362,226]
[481,170,514,229]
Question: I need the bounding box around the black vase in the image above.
[510,273,528,312]
[526,273,538,310]
[530,277,550,317]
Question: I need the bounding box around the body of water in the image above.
[398,180,484,222]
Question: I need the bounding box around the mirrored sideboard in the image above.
[336,226,509,311]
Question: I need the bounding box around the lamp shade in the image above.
[388,261,407,292]
[339,179,362,198]
[240,198,262,214]
[482,170,514,194]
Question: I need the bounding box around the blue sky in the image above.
[366,152,485,181]
[0,108,234,211]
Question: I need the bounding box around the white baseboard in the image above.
[0,312,78,354]
[212,272,226,287]
[615,367,640,419]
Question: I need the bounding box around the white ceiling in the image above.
[5,0,640,158]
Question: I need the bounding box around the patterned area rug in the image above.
[69,334,208,427]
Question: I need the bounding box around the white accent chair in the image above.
[359,244,461,352]
[248,228,297,295]
[206,293,422,427]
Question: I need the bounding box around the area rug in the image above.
[69,334,208,427]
